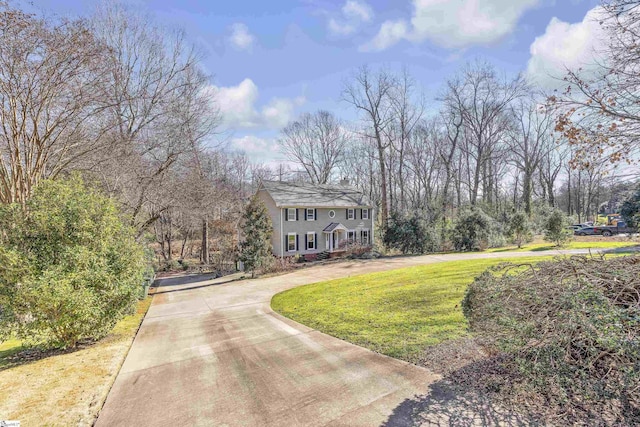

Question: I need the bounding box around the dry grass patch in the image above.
[0,297,152,426]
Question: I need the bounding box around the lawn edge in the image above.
[91,297,153,426]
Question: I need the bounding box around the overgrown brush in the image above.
[462,255,640,424]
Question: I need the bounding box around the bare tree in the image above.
[507,97,556,215]
[342,66,397,225]
[443,62,526,205]
[89,3,217,235]
[0,4,109,205]
[279,110,349,184]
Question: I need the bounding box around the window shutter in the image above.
[304,209,307,221]
[285,209,288,221]
[314,209,317,220]
[346,209,348,218]
[296,209,299,221]
[296,234,299,251]
[360,209,363,219]
[314,233,318,249]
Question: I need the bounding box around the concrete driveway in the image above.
[96,250,601,426]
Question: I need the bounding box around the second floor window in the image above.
[347,208,355,220]
[362,209,369,220]
[287,208,296,221]
[306,208,315,221]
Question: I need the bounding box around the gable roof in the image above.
[259,180,372,208]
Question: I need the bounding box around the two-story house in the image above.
[256,180,374,259]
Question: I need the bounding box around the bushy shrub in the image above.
[383,213,440,254]
[262,256,296,274]
[0,177,147,349]
[621,184,640,229]
[450,208,501,251]
[544,209,572,246]
[506,211,533,248]
[462,256,640,423]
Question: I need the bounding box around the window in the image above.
[347,230,356,243]
[361,229,370,244]
[287,233,297,252]
[306,208,315,221]
[328,210,335,219]
[362,209,369,220]
[287,208,296,221]
[347,208,355,220]
[306,232,316,250]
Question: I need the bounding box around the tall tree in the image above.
[0,4,109,205]
[342,66,397,225]
[279,110,349,184]
[239,196,273,278]
[90,3,216,235]
[507,98,555,215]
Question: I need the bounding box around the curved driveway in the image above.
[96,249,602,426]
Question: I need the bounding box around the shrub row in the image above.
[462,255,640,423]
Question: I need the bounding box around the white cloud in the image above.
[526,6,607,89]
[231,135,272,153]
[328,18,356,36]
[228,23,255,51]
[362,0,538,51]
[327,0,373,37]
[213,79,305,130]
[343,0,373,22]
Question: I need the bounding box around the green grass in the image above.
[487,240,638,253]
[0,297,152,426]
[272,256,557,363]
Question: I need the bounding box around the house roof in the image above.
[323,222,348,232]
[259,180,372,208]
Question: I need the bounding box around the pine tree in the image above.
[239,196,273,277]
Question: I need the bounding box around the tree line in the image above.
[279,0,640,231]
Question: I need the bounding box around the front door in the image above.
[325,234,331,252]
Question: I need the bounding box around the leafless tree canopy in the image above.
[279,110,349,184]
[0,4,109,204]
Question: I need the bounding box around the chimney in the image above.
[339,177,350,186]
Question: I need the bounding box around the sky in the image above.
[33,0,605,165]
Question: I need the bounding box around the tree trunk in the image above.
[201,216,209,264]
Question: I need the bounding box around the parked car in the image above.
[571,222,593,230]
[574,226,615,237]
[570,223,590,231]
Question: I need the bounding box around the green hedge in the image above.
[0,176,148,349]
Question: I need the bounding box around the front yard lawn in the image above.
[487,239,638,253]
[0,297,152,426]
[271,256,555,363]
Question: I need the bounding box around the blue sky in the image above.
[34,0,604,164]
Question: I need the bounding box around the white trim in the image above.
[306,232,316,250]
[287,233,297,252]
[347,208,355,220]
[287,208,296,221]
[306,208,315,221]
[361,228,370,245]
[371,208,375,245]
